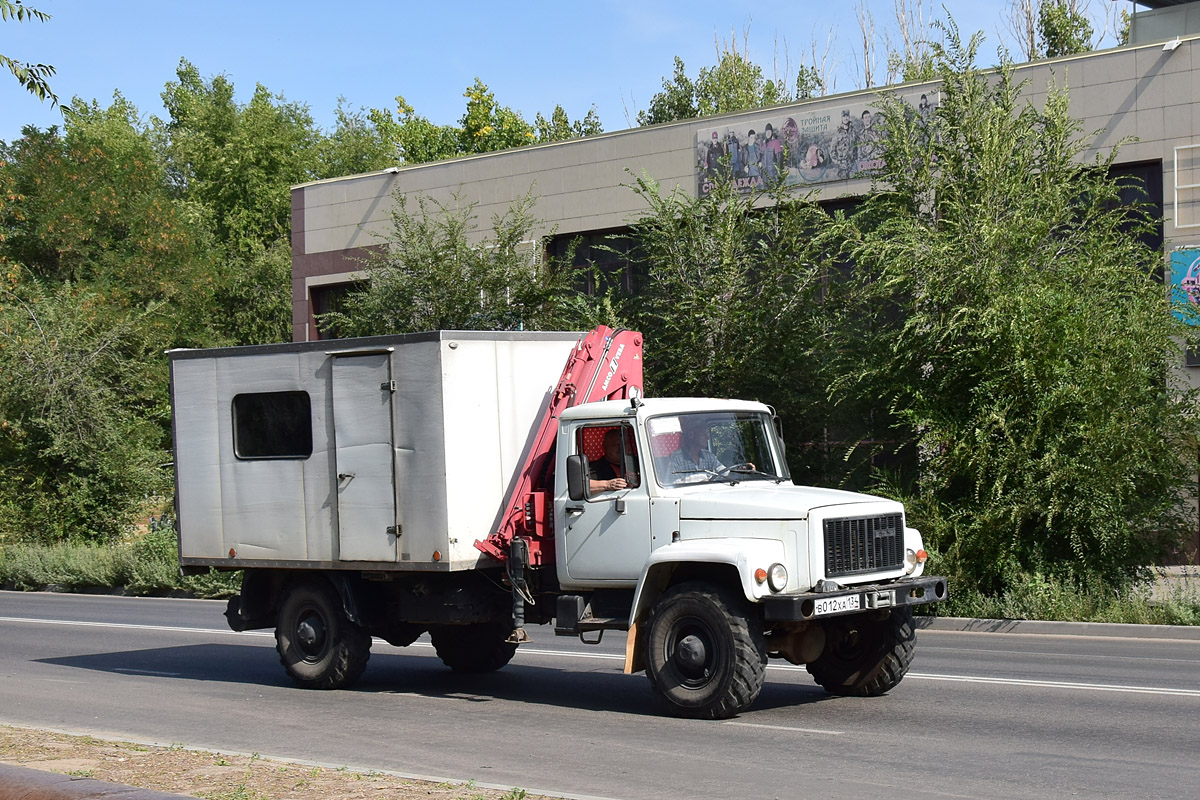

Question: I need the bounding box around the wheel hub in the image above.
[296,613,327,658]
[674,633,709,677]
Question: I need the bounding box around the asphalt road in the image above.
[2,590,1198,800]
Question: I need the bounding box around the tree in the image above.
[625,175,852,483]
[1004,0,1040,61]
[638,36,821,126]
[0,96,228,544]
[0,278,169,543]
[0,0,57,107]
[458,78,537,154]
[1117,8,1131,47]
[535,104,603,143]
[886,0,939,83]
[156,59,321,255]
[459,78,602,151]
[638,57,699,125]
[376,96,462,167]
[0,101,216,342]
[323,189,593,336]
[327,82,603,172]
[1005,0,1094,61]
[835,22,1197,592]
[854,0,880,88]
[317,99,400,177]
[154,59,323,344]
[1039,0,1093,57]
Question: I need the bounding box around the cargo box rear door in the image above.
[332,352,399,561]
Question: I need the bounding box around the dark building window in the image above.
[232,391,313,459]
[548,227,646,296]
[1108,160,1164,252]
[310,282,361,340]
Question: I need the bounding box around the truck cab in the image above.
[553,397,946,718]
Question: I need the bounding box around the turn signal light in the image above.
[916,549,928,563]
[433,550,442,562]
[754,568,768,584]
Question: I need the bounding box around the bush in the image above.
[928,570,1200,625]
[121,526,182,595]
[0,532,239,599]
[0,542,122,590]
[838,25,1200,593]
[181,569,242,599]
[0,279,171,544]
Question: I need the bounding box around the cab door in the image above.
[561,421,652,583]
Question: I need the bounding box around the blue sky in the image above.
[1,1,1124,144]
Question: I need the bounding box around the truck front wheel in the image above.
[807,607,915,696]
[275,580,371,689]
[645,582,766,719]
[429,622,517,673]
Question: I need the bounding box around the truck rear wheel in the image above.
[645,582,766,719]
[807,607,915,696]
[275,580,371,689]
[430,622,517,673]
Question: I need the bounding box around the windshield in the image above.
[648,411,788,487]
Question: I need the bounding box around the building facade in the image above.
[292,23,1200,357]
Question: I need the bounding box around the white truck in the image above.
[169,326,946,719]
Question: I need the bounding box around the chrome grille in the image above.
[823,514,904,577]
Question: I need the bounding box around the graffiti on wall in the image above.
[695,91,938,197]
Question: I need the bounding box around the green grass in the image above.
[0,528,239,599]
[921,570,1200,625]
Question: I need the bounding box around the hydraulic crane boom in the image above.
[474,326,643,565]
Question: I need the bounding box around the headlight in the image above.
[905,548,929,574]
[767,562,788,592]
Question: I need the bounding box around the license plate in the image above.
[813,594,861,616]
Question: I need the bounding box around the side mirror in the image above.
[566,454,590,501]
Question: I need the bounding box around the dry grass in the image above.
[0,725,551,800]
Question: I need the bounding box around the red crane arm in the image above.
[474,326,644,564]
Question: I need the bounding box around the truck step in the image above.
[554,616,627,636]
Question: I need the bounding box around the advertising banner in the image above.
[695,90,937,197]
[1171,247,1200,324]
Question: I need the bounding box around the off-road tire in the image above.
[645,582,766,719]
[275,580,371,689]
[429,622,518,673]
[806,606,915,697]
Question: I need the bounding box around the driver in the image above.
[666,417,726,483]
[590,427,640,493]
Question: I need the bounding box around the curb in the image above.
[916,615,1200,640]
[0,763,197,799]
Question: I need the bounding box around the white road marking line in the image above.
[725,721,844,735]
[113,668,182,677]
[0,616,273,637]
[905,672,1200,697]
[5,616,1199,698]
[512,647,628,661]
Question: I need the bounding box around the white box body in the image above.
[169,331,580,572]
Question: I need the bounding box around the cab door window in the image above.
[576,423,640,497]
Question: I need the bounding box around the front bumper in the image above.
[761,575,948,622]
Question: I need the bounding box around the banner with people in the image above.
[695,91,937,196]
